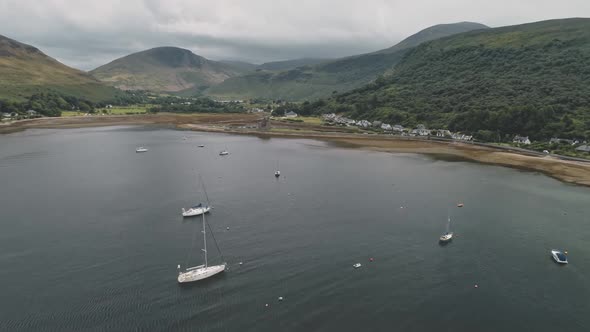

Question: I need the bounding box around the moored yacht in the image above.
[182,203,211,217]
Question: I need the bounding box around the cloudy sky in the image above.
[1,0,589,70]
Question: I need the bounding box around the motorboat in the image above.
[136,147,148,153]
[551,249,568,264]
[182,203,211,217]
[198,145,205,148]
[353,263,362,268]
[219,150,229,156]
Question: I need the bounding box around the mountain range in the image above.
[0,22,488,102]
[207,22,489,100]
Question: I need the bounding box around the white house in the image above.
[436,129,452,137]
[381,123,392,131]
[322,113,336,121]
[285,111,298,118]
[513,135,531,145]
[411,128,431,136]
[357,120,371,128]
[392,125,404,133]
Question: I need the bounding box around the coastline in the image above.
[2,113,590,187]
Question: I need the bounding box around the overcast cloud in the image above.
[1,0,589,70]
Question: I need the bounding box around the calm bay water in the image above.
[0,126,589,331]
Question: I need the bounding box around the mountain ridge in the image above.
[207,22,489,100]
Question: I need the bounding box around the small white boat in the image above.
[136,147,148,153]
[182,204,211,217]
[219,150,229,156]
[551,249,568,264]
[439,215,453,243]
[439,232,453,243]
[178,264,226,283]
[353,263,362,268]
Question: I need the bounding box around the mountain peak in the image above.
[91,46,251,93]
[134,46,206,68]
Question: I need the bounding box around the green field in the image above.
[297,116,323,125]
[61,105,149,117]
[97,106,149,115]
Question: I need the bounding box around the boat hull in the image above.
[182,206,211,217]
[178,264,226,283]
[439,233,453,243]
[551,250,568,264]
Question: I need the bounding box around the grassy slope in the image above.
[257,58,332,71]
[315,18,590,139]
[0,35,119,102]
[208,22,489,101]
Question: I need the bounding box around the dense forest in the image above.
[280,18,590,141]
[0,93,95,117]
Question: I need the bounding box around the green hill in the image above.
[257,58,332,71]
[208,22,488,101]
[0,34,119,102]
[91,47,251,94]
[297,18,590,140]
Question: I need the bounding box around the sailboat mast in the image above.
[202,211,208,267]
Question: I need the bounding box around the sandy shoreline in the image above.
[3,114,590,187]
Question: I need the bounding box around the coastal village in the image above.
[317,113,590,153]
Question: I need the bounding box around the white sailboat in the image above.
[219,150,229,156]
[439,214,453,243]
[182,174,212,217]
[274,160,280,178]
[182,203,211,217]
[178,210,226,283]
